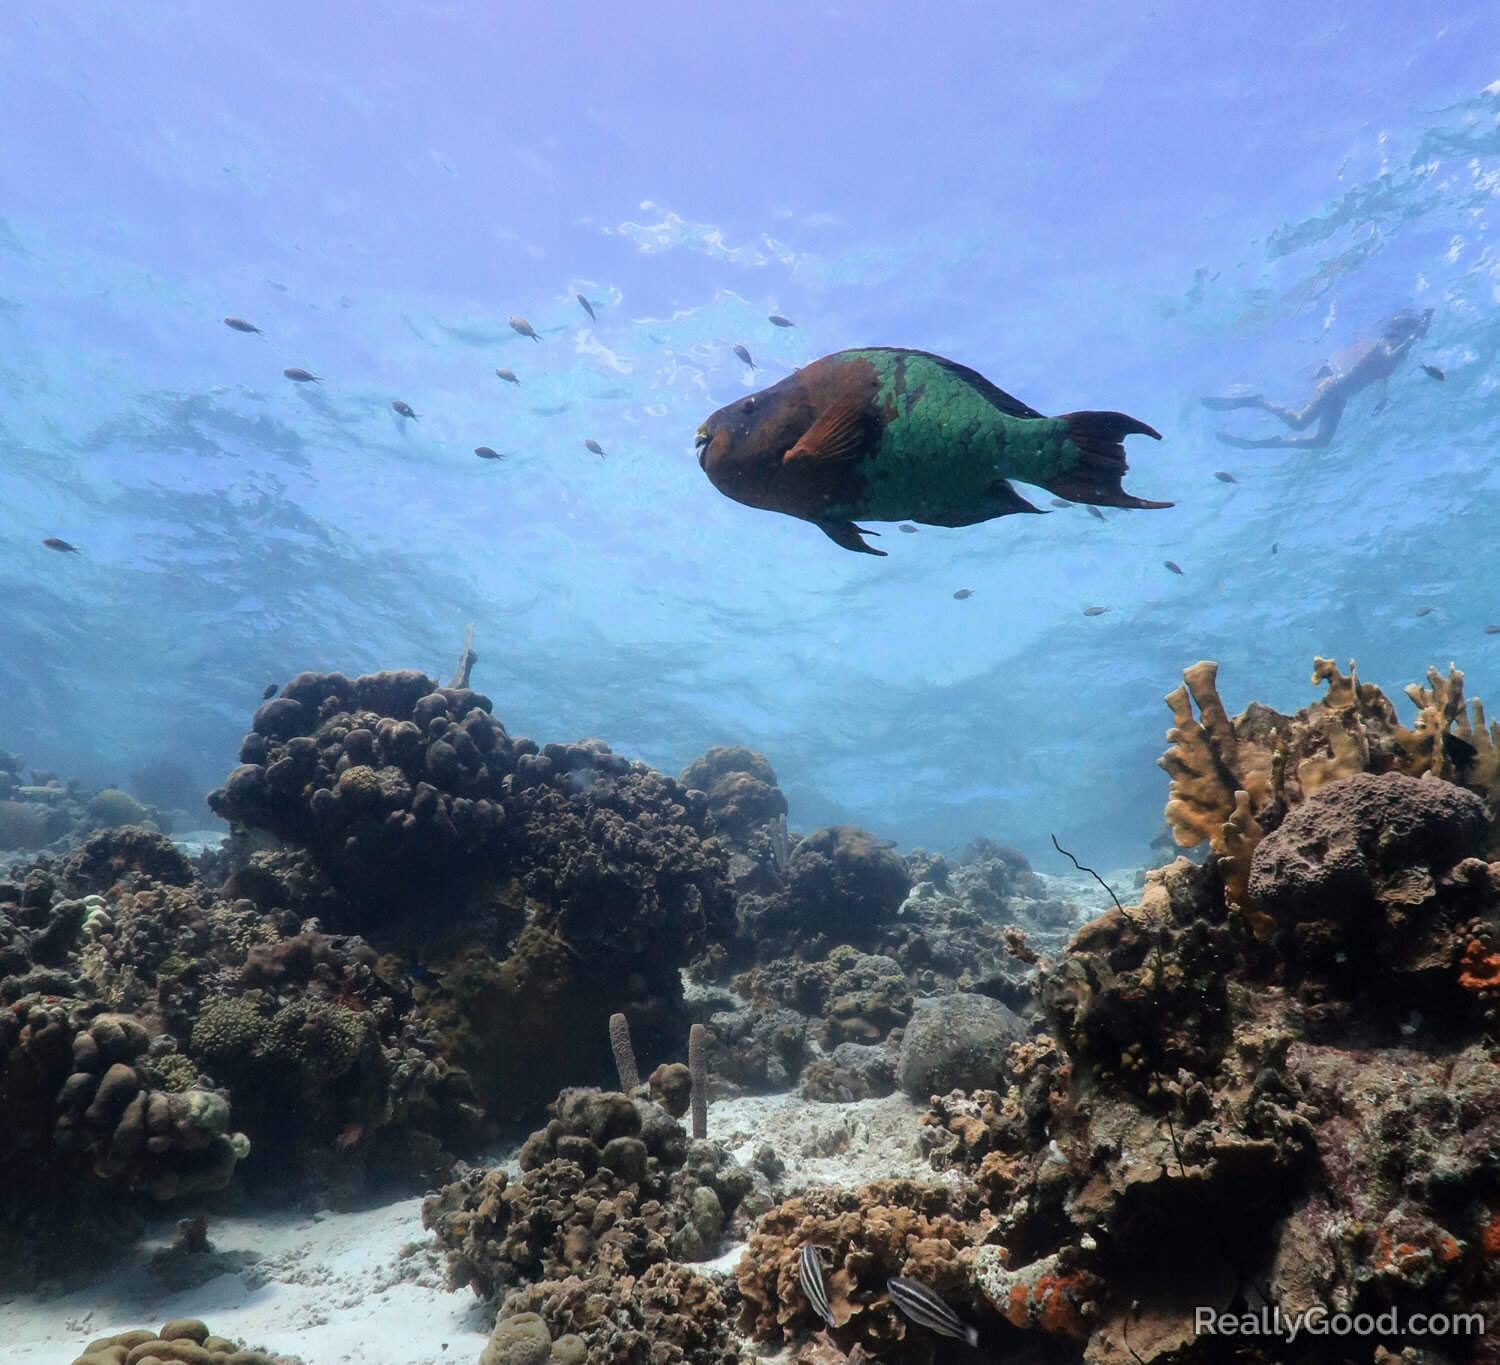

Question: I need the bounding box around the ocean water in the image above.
[2,1,1498,869]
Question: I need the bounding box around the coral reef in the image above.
[732,825,910,962]
[735,1180,990,1353]
[1159,656,1500,922]
[422,1088,754,1300]
[495,1264,744,1365]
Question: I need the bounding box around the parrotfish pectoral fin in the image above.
[783,396,874,465]
[1043,410,1173,510]
[818,521,887,555]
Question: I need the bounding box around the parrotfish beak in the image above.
[694,424,710,469]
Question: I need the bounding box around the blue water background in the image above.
[1,3,1497,866]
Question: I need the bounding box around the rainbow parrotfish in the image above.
[694,347,1170,554]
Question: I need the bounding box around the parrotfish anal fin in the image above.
[818,521,887,556]
[1044,410,1173,510]
[923,479,1046,527]
[784,396,873,465]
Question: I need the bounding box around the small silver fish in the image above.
[953,588,973,600]
[392,400,418,420]
[1084,605,1109,616]
[42,537,80,553]
[495,368,521,385]
[474,446,505,461]
[509,316,540,342]
[584,439,606,458]
[224,316,261,334]
[1415,606,1435,617]
[1164,560,1184,575]
[898,523,919,533]
[799,1243,836,1328]
[1087,505,1105,521]
[283,367,321,383]
[1049,497,1072,508]
[733,343,757,370]
[768,314,796,328]
[1487,625,1500,635]
[886,1276,978,1348]
[1214,470,1238,484]
[576,293,595,321]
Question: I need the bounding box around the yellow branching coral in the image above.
[1160,663,1273,842]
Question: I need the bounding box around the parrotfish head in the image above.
[696,375,814,510]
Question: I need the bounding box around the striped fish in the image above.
[798,1243,836,1328]
[887,1275,979,1348]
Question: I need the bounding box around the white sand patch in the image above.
[7,1197,489,1365]
[712,1089,942,1190]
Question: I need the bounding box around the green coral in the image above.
[262,1000,370,1082]
[152,1052,199,1093]
[87,787,145,827]
[191,997,265,1062]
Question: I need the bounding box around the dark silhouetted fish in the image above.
[283,367,321,383]
[42,537,80,553]
[1271,543,1279,555]
[1444,732,1478,770]
[1214,470,1237,484]
[1487,625,1500,635]
[1087,505,1106,520]
[576,293,595,321]
[886,1276,978,1348]
[733,343,758,370]
[1049,497,1072,508]
[392,400,418,420]
[768,314,796,328]
[262,683,278,700]
[584,439,606,457]
[1422,364,1446,382]
[695,348,1168,555]
[798,1244,836,1328]
[1164,560,1184,575]
[474,446,505,460]
[495,368,521,385]
[1415,605,1435,617]
[509,316,540,342]
[224,316,261,334]
[898,523,919,533]
[1084,605,1109,616]
[953,588,973,600]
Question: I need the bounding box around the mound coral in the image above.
[422,1088,753,1299]
[69,1317,295,1365]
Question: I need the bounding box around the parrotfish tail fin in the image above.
[818,521,887,556]
[1045,411,1173,510]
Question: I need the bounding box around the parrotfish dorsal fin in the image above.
[924,352,1048,420]
[784,395,873,465]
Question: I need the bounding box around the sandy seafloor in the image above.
[5,830,1134,1364]
[10,1090,942,1365]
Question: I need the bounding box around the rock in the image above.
[895,992,1023,1098]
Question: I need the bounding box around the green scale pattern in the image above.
[822,349,1081,522]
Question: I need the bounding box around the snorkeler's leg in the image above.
[1215,400,1343,449]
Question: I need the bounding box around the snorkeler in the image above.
[1204,307,1434,449]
